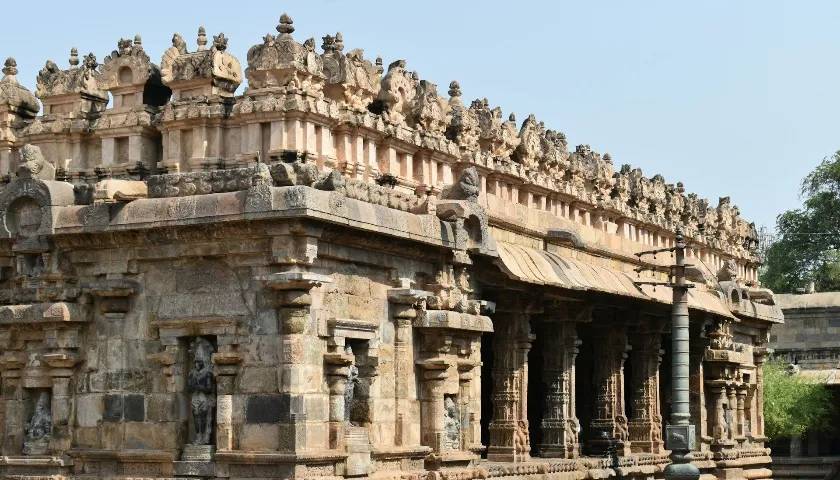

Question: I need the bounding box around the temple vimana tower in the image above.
[0,12,782,480]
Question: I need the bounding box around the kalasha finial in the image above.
[508,113,516,123]
[69,48,79,67]
[603,153,612,163]
[197,26,208,50]
[213,33,229,52]
[334,32,344,51]
[277,13,294,35]
[448,81,461,98]
[134,34,142,46]
[2,57,17,77]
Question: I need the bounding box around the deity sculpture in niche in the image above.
[443,395,461,450]
[188,338,216,445]
[23,391,52,455]
[344,345,360,424]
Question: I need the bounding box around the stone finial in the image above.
[134,34,142,46]
[321,34,336,53]
[2,57,18,78]
[375,56,383,74]
[448,80,461,98]
[197,26,208,50]
[83,53,98,70]
[508,113,516,123]
[69,48,79,67]
[277,13,294,35]
[603,153,612,164]
[213,33,229,52]
[118,38,132,55]
[334,32,344,51]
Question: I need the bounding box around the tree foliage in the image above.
[763,361,833,440]
[761,151,840,293]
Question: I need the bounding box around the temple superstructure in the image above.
[0,13,781,480]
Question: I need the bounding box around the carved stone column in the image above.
[707,382,728,446]
[539,321,580,458]
[487,312,533,462]
[418,360,449,453]
[260,270,332,453]
[753,347,768,441]
[727,386,737,443]
[689,328,709,451]
[324,351,353,449]
[735,383,748,443]
[388,287,429,448]
[212,349,242,452]
[588,322,631,456]
[628,322,664,453]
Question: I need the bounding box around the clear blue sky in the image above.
[3,1,838,230]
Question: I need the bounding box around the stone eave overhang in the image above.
[47,185,461,252]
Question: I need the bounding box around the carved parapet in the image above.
[161,28,242,98]
[0,58,39,119]
[147,164,271,198]
[245,14,324,95]
[321,33,382,111]
[35,50,108,110]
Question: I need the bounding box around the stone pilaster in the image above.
[628,322,664,454]
[487,312,533,462]
[387,288,429,448]
[539,321,580,458]
[753,347,768,441]
[260,271,332,453]
[324,351,353,450]
[735,383,748,443]
[588,322,631,456]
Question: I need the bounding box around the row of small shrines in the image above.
[0,12,760,263]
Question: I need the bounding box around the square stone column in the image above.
[628,321,665,454]
[487,312,532,462]
[539,321,581,458]
[260,271,332,453]
[588,322,631,456]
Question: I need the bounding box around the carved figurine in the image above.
[443,396,461,450]
[344,345,359,424]
[23,391,52,455]
[188,338,216,445]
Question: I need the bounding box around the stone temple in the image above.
[0,13,783,480]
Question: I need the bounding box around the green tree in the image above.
[761,151,840,293]
[763,361,834,440]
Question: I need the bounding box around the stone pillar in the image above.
[324,352,353,450]
[708,382,728,445]
[735,384,748,443]
[727,386,737,443]
[261,271,332,453]
[388,288,428,448]
[419,361,448,453]
[689,332,708,451]
[588,323,631,456]
[0,355,24,455]
[212,348,241,452]
[487,313,532,462]
[539,321,580,458]
[44,357,77,453]
[628,323,665,453]
[753,347,768,441]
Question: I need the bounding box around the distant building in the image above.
[771,292,840,478]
